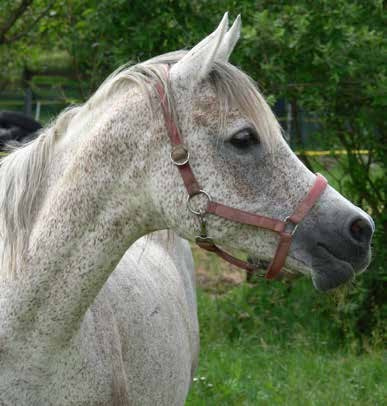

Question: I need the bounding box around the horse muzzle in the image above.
[303,203,374,291]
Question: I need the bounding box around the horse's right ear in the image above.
[217,15,241,61]
[170,12,229,89]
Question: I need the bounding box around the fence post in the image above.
[22,66,33,117]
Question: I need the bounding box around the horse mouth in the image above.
[311,243,355,291]
[317,243,354,270]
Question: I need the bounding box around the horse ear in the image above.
[170,12,229,87]
[217,15,241,62]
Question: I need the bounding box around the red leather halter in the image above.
[155,73,328,280]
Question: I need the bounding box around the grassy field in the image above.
[186,248,386,405]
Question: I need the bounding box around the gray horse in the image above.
[0,14,373,405]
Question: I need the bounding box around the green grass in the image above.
[186,248,386,405]
[186,286,386,405]
[187,334,385,405]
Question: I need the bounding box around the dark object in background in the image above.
[0,111,42,151]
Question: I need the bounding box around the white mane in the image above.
[0,50,281,277]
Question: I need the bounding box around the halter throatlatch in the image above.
[155,72,328,280]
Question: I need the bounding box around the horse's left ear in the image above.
[170,13,241,89]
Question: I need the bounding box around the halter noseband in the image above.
[155,71,327,280]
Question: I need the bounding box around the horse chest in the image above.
[55,268,196,406]
[0,240,198,406]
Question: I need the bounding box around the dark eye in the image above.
[229,128,260,150]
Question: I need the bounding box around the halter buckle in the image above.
[195,213,214,246]
[170,145,190,166]
[196,235,214,246]
[284,216,299,236]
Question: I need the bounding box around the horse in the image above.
[0,111,42,151]
[0,13,374,405]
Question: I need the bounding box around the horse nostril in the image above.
[349,218,373,244]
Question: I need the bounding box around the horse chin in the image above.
[311,265,354,291]
[310,245,356,291]
[286,253,355,291]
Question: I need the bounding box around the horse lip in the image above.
[316,242,354,273]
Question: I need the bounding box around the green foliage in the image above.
[186,286,386,405]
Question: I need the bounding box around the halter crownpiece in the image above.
[156,69,328,280]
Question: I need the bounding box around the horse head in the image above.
[149,13,374,291]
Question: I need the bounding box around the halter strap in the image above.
[155,74,327,279]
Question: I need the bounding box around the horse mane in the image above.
[0,50,281,277]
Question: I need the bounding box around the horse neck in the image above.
[1,89,165,351]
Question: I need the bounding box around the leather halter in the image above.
[155,72,328,280]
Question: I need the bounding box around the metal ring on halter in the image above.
[284,216,299,235]
[170,146,190,166]
[187,190,212,216]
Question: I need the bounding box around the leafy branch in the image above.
[0,0,35,44]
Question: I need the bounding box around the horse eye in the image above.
[229,128,260,150]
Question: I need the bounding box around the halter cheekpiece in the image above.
[156,68,328,280]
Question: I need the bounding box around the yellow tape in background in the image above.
[296,150,369,157]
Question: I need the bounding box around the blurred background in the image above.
[1,1,385,404]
